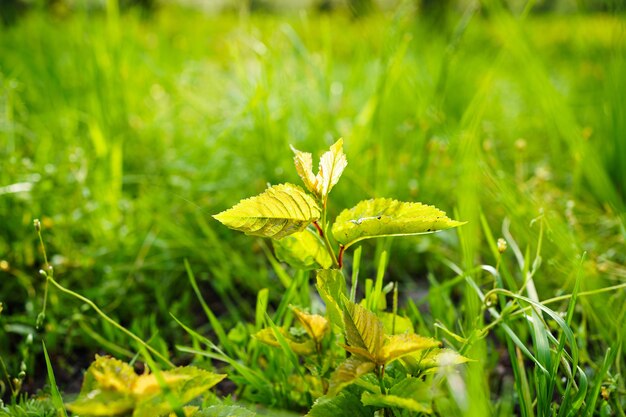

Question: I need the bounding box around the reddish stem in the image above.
[338,245,345,269]
[313,221,324,237]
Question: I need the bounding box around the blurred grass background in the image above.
[1,0,625,413]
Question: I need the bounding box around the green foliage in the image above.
[2,4,626,417]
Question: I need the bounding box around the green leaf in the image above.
[361,392,432,414]
[291,138,347,199]
[78,355,138,396]
[377,312,414,335]
[195,405,256,417]
[315,269,347,329]
[253,327,316,356]
[328,357,376,396]
[307,388,375,417]
[341,299,383,363]
[317,138,347,198]
[360,376,434,413]
[213,183,321,239]
[380,334,442,364]
[133,367,226,417]
[274,228,332,270]
[66,390,135,416]
[291,306,329,344]
[402,348,471,375]
[331,198,465,247]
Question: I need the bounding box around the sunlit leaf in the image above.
[328,357,376,396]
[291,139,347,199]
[253,327,316,356]
[78,355,137,396]
[315,269,347,328]
[342,299,383,362]
[66,390,135,416]
[133,367,226,417]
[213,183,320,239]
[377,312,414,335]
[380,334,442,364]
[419,348,472,373]
[317,138,347,198]
[274,228,332,270]
[291,145,318,196]
[67,356,225,417]
[332,198,465,247]
[291,306,330,344]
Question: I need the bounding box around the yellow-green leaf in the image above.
[332,198,465,247]
[380,334,442,364]
[253,327,316,356]
[328,357,376,396]
[361,392,432,414]
[133,367,226,417]
[66,390,135,416]
[213,183,320,239]
[315,269,347,329]
[378,312,414,335]
[291,145,318,196]
[291,139,347,199]
[291,306,329,344]
[274,228,332,270]
[77,355,138,396]
[317,138,347,198]
[342,299,384,362]
[419,348,472,373]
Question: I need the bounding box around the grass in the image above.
[1,1,625,415]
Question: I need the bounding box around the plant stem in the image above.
[46,275,175,368]
[316,200,340,268]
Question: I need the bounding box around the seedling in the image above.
[213,139,468,415]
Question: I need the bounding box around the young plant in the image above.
[211,139,468,415]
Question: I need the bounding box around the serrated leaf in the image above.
[342,299,383,362]
[332,198,465,247]
[291,145,318,196]
[361,392,432,414]
[307,388,375,417]
[380,334,442,364]
[213,183,320,239]
[317,138,347,198]
[328,357,376,396]
[291,139,347,199]
[274,228,332,270]
[253,327,316,356]
[315,269,347,329]
[291,306,329,344]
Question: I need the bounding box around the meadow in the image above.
[1,1,625,416]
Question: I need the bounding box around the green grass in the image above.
[1,2,625,415]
